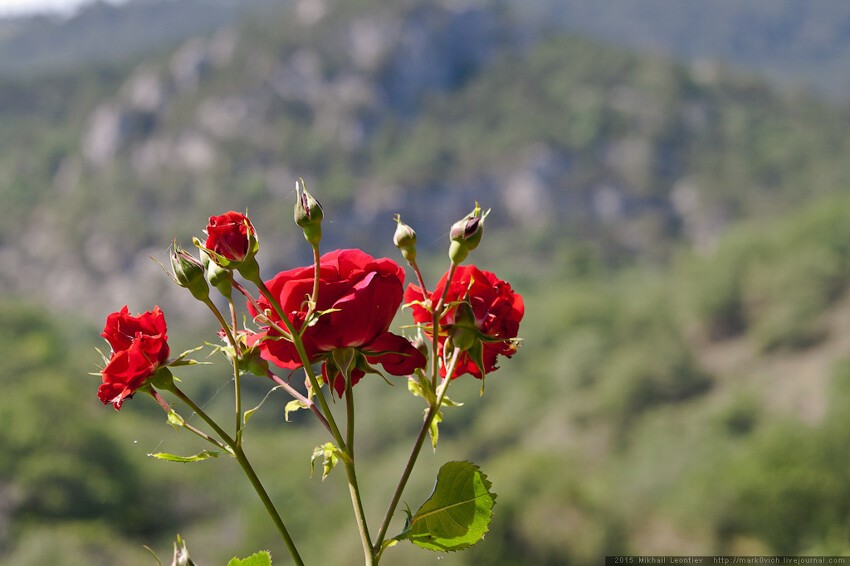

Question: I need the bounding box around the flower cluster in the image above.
[92,188,523,564]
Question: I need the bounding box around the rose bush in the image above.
[98,306,170,410]
[405,265,524,378]
[249,248,426,395]
[204,211,255,264]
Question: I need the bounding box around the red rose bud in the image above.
[203,211,258,267]
[448,203,490,265]
[170,245,209,301]
[294,178,323,247]
[393,214,417,263]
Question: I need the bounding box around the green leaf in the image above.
[284,399,309,422]
[226,550,272,566]
[429,409,443,450]
[166,410,185,430]
[407,371,436,405]
[169,345,209,367]
[399,461,496,552]
[244,385,282,426]
[148,450,221,463]
[310,442,345,480]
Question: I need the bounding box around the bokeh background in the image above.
[3,0,850,563]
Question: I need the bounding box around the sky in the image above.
[0,0,121,16]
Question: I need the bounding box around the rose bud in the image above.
[202,250,233,298]
[448,203,490,265]
[203,211,258,266]
[393,214,417,263]
[294,178,323,247]
[170,244,209,301]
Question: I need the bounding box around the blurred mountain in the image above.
[5,0,850,100]
[3,0,850,319]
[4,1,850,564]
[0,0,286,77]
[523,0,850,101]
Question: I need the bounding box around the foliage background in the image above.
[3,0,850,563]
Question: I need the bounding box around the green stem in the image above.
[431,262,458,391]
[228,298,243,445]
[310,244,321,314]
[409,259,429,300]
[202,296,244,446]
[249,266,378,563]
[253,278,347,450]
[168,384,304,565]
[373,347,463,557]
[343,373,374,565]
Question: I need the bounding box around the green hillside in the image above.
[3,0,850,563]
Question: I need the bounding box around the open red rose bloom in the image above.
[249,249,426,395]
[99,306,170,410]
[205,211,255,263]
[405,265,524,379]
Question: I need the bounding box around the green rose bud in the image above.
[202,250,233,298]
[238,346,270,377]
[170,244,209,301]
[393,214,417,263]
[448,203,490,265]
[294,177,323,247]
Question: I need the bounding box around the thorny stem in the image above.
[266,370,333,436]
[167,384,304,566]
[373,347,463,557]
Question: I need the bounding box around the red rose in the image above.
[205,211,255,263]
[99,306,170,410]
[248,249,426,395]
[405,266,523,379]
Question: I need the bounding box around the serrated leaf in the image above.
[149,450,221,463]
[310,442,343,480]
[226,550,272,566]
[407,371,437,405]
[400,461,496,552]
